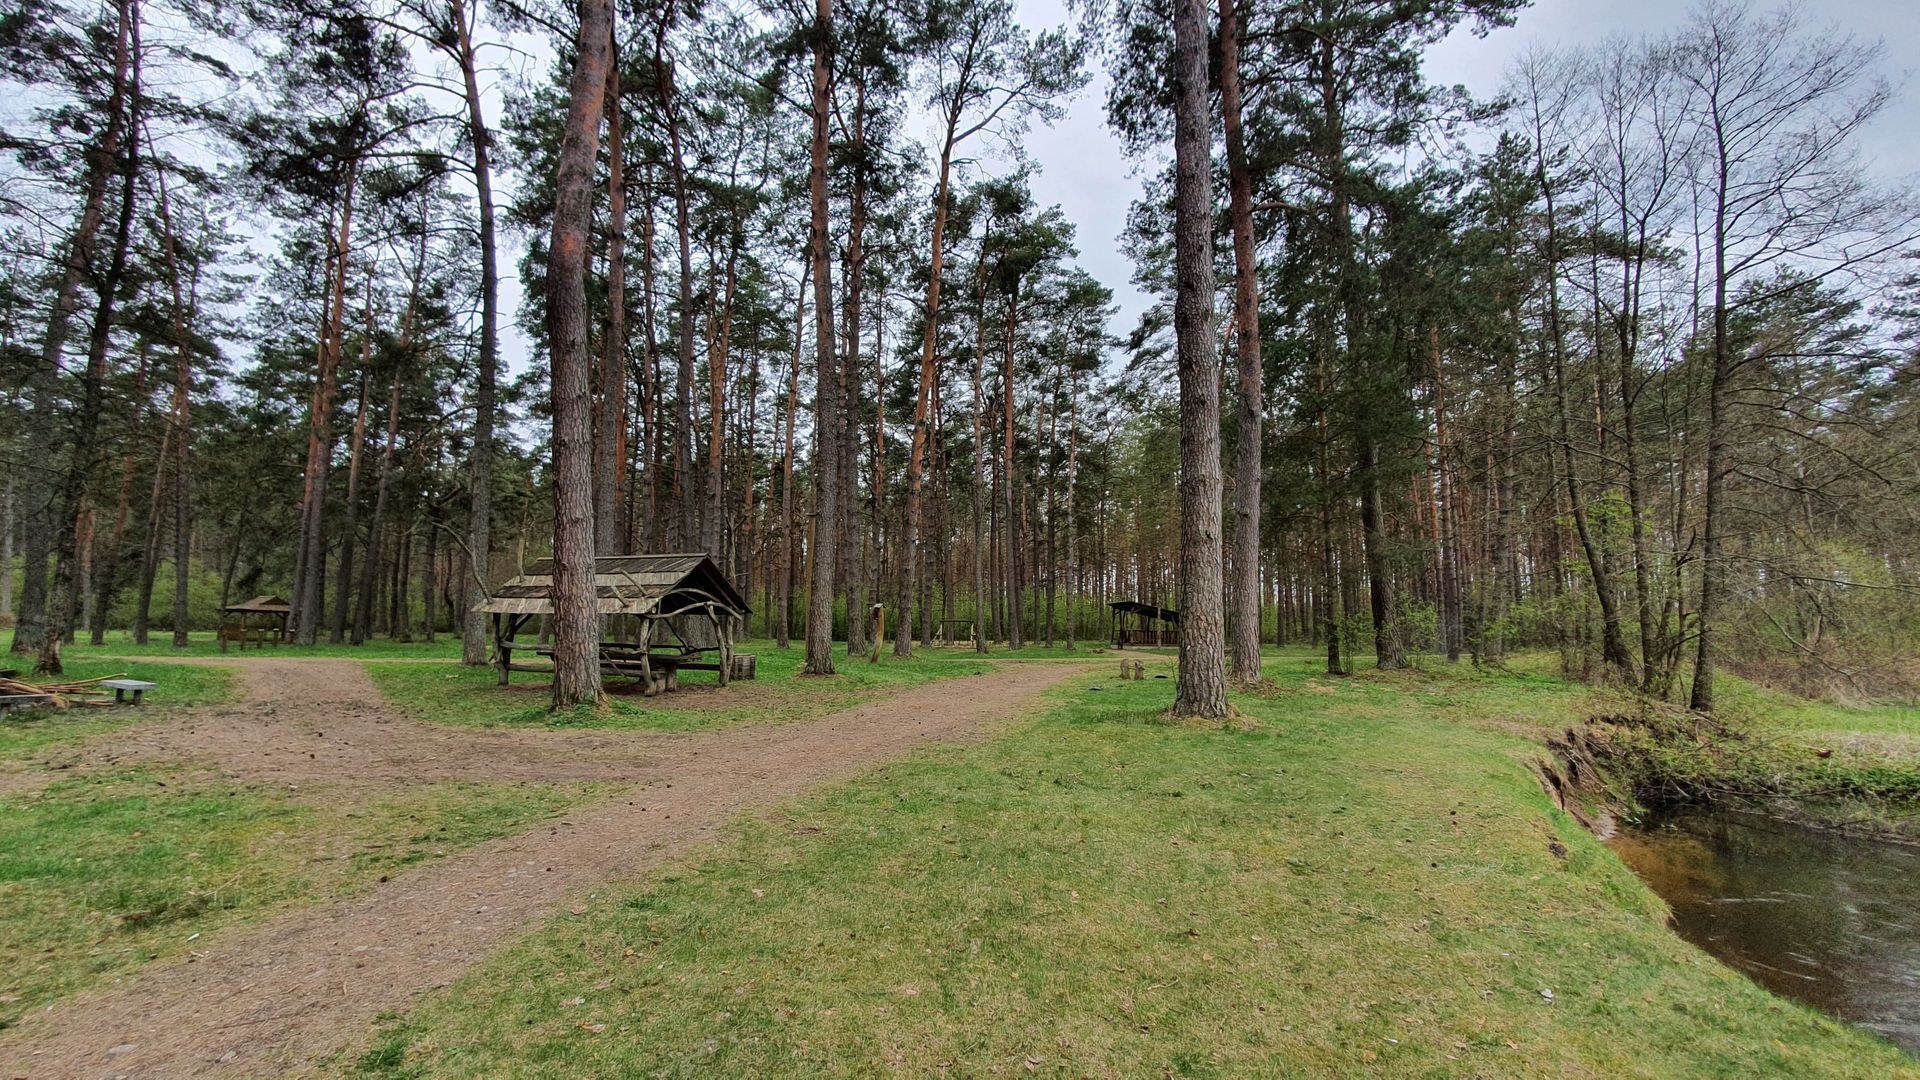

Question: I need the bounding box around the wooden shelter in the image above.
[477,554,751,695]
[1108,600,1180,647]
[220,595,293,650]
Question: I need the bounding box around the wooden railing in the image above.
[1114,629,1179,647]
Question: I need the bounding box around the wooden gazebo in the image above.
[1109,600,1180,648]
[477,554,751,695]
[219,595,293,651]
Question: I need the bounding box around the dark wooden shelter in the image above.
[1109,600,1180,647]
[220,595,293,650]
[477,554,751,695]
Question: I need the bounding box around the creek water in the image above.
[1610,807,1920,1056]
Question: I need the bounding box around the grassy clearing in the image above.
[368,640,992,732]
[360,656,1913,1077]
[1,630,466,661]
[0,770,606,1028]
[1717,678,1919,745]
[0,660,236,762]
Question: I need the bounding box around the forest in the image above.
[7,0,1920,1073]
[3,0,1916,711]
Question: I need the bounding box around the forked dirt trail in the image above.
[0,659,1083,1078]
[17,658,699,792]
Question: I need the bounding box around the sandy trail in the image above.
[0,658,1083,1078]
[14,658,712,793]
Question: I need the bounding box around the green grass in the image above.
[0,660,236,761]
[367,640,994,732]
[0,770,606,1027]
[358,657,1915,1077]
[2,630,466,660]
[1717,678,1919,745]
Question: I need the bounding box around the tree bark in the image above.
[595,22,628,556]
[1169,0,1228,719]
[654,24,696,552]
[779,266,807,650]
[455,0,499,666]
[148,136,194,651]
[801,0,838,676]
[354,368,401,645]
[14,0,137,657]
[132,422,168,645]
[293,167,358,646]
[36,0,139,673]
[968,231,992,654]
[330,362,370,644]
[1000,281,1022,650]
[707,241,737,560]
[546,0,613,707]
[1220,0,1261,685]
[897,104,965,659]
[1,474,14,623]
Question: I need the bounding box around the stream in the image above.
[1610,806,1920,1055]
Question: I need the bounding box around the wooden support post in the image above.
[639,616,656,696]
[494,613,509,685]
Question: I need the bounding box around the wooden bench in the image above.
[100,678,157,706]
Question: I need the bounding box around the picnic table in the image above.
[519,641,718,696]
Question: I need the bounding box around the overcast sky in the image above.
[1004,0,1920,353]
[498,0,1917,375]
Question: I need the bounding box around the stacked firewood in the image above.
[0,673,123,708]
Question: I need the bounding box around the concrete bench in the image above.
[100,678,157,706]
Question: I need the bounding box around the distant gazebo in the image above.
[1108,600,1180,648]
[220,595,293,650]
[478,554,752,695]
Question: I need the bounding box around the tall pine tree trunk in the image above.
[546,0,613,707]
[294,168,358,645]
[148,112,197,651]
[1169,0,1228,718]
[1220,0,1261,684]
[330,353,369,644]
[779,266,807,650]
[37,0,138,673]
[897,108,962,659]
[455,0,499,666]
[801,0,838,675]
[15,0,136,657]
[655,24,696,552]
[596,26,628,556]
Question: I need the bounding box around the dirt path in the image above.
[9,658,747,795]
[0,660,1084,1078]
[0,653,757,798]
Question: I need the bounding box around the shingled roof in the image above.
[222,595,292,615]
[1108,600,1180,624]
[476,554,749,618]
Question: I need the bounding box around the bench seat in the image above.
[100,678,158,705]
